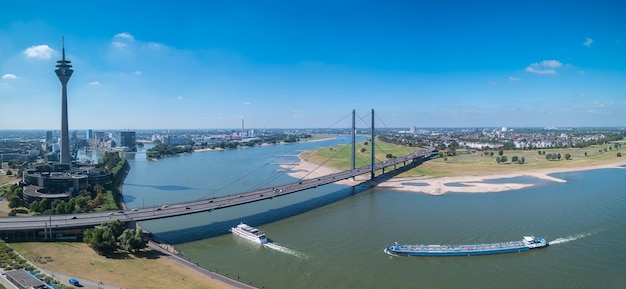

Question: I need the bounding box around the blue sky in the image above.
[1,1,625,130]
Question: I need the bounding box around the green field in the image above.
[9,242,233,289]
[301,139,422,170]
[302,140,625,177]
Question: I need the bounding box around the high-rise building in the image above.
[115,131,136,148]
[45,131,53,151]
[55,37,73,164]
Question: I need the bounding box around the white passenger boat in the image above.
[230,223,269,244]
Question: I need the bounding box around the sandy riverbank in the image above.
[283,157,626,195]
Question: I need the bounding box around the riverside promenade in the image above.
[147,241,259,289]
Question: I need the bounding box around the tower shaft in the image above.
[55,37,73,164]
[60,83,70,163]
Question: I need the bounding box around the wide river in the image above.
[86,136,626,288]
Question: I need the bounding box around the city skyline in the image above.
[1,1,625,130]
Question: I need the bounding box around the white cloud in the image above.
[112,33,136,49]
[525,60,563,75]
[177,96,184,100]
[508,76,520,82]
[115,32,135,41]
[112,41,127,48]
[583,38,594,47]
[593,101,614,108]
[147,42,161,49]
[2,74,17,80]
[243,101,251,105]
[134,71,142,75]
[89,81,100,85]
[23,45,55,59]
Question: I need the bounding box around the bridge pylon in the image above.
[351,109,356,179]
[371,109,375,180]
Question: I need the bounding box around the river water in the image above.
[83,137,626,288]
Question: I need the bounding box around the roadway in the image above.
[0,149,433,232]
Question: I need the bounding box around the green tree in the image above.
[8,195,22,208]
[74,196,90,213]
[564,153,571,160]
[618,152,622,157]
[518,156,525,164]
[502,142,515,150]
[385,153,394,159]
[495,156,501,164]
[498,150,504,156]
[500,156,508,163]
[118,228,148,253]
[84,228,117,255]
[6,170,12,176]
[102,219,126,240]
[584,151,588,157]
[511,156,519,163]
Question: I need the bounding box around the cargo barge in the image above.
[384,236,547,257]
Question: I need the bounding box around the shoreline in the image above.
[284,156,626,195]
[194,136,337,153]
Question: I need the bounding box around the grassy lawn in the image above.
[0,163,20,188]
[303,141,625,177]
[301,140,420,170]
[9,242,233,289]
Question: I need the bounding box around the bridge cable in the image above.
[195,112,355,201]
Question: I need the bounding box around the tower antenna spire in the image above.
[62,36,66,60]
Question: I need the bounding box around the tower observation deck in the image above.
[55,37,73,164]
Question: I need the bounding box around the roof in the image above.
[4,269,48,289]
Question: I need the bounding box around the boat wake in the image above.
[549,232,593,245]
[264,243,308,259]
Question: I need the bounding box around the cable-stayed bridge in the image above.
[0,110,435,240]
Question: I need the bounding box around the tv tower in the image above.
[55,36,73,164]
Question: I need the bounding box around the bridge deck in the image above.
[0,150,434,232]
